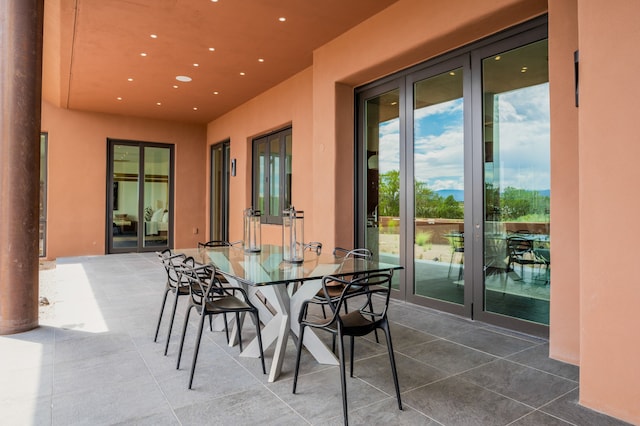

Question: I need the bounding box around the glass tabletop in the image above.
[178,244,402,286]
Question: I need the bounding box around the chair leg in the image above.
[336,332,349,426]
[176,304,193,370]
[292,324,306,393]
[365,294,380,343]
[153,288,169,342]
[223,313,230,343]
[235,313,243,352]
[164,289,180,356]
[349,335,355,377]
[188,312,207,389]
[252,311,266,374]
[380,319,402,410]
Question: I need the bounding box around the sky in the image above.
[377,82,550,193]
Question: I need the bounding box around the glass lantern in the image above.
[243,208,261,253]
[282,206,304,263]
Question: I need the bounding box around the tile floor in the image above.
[0,253,631,425]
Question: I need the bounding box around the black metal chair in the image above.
[293,272,402,425]
[175,260,266,389]
[154,249,195,356]
[507,236,549,282]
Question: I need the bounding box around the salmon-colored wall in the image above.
[41,101,207,259]
[548,0,580,365]
[577,0,640,423]
[206,69,314,244]
[207,0,547,251]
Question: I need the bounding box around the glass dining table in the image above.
[178,243,402,382]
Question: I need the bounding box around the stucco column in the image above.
[0,0,44,335]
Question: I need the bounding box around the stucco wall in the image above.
[577,0,640,423]
[41,101,207,259]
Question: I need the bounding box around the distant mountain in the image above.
[436,189,464,202]
[435,189,549,202]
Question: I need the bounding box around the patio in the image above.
[0,253,629,425]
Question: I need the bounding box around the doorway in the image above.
[210,141,230,242]
[107,139,174,253]
[357,19,550,335]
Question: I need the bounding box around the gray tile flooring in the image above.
[0,253,631,425]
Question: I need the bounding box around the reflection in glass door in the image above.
[108,140,173,253]
[411,66,465,306]
[480,40,550,325]
[362,87,401,291]
[358,20,549,333]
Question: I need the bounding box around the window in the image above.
[252,127,292,224]
[40,133,48,257]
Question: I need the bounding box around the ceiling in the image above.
[43,0,399,124]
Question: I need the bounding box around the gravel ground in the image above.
[38,260,57,322]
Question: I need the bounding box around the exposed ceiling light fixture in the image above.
[176,75,192,82]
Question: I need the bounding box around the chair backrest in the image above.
[449,233,464,251]
[303,241,323,255]
[157,249,187,288]
[507,237,533,258]
[198,240,232,248]
[174,258,218,305]
[333,247,373,260]
[317,271,393,327]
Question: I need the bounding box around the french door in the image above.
[209,141,230,241]
[357,19,550,335]
[107,139,174,253]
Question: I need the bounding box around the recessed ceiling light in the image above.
[193,63,199,67]
[213,91,219,95]
[258,58,265,62]
[156,102,162,106]
[117,97,122,101]
[279,17,286,22]
[150,34,158,39]
[209,47,215,52]
[495,55,501,61]
[127,78,133,82]
[449,71,455,76]
[211,0,218,2]
[193,107,198,111]
[172,85,179,89]
[176,75,192,82]
[239,72,245,76]
[140,52,147,57]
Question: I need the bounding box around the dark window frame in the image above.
[252,127,292,225]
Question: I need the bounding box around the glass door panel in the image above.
[363,88,401,290]
[482,40,550,324]
[412,68,465,305]
[109,140,173,253]
[143,146,171,249]
[210,142,230,241]
[112,144,140,250]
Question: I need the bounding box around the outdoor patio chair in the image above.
[507,236,549,282]
[175,259,266,389]
[293,272,402,425]
[154,249,197,356]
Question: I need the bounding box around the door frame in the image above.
[106,138,175,254]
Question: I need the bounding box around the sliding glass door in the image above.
[357,19,549,334]
[107,140,174,253]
